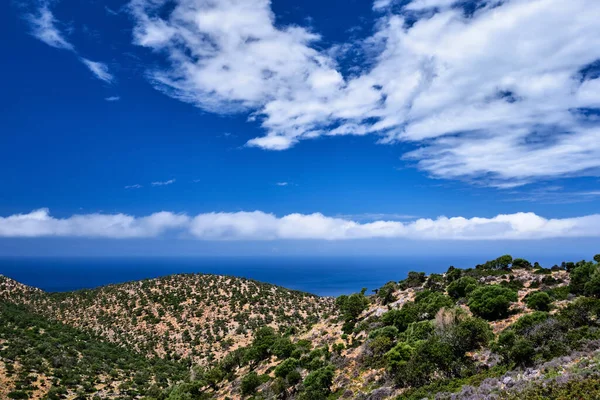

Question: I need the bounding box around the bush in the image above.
[377,281,398,305]
[570,262,598,294]
[274,358,299,379]
[399,271,426,289]
[585,271,600,298]
[241,372,262,396]
[271,337,295,359]
[300,365,335,400]
[336,292,369,322]
[413,290,454,319]
[447,277,478,299]
[525,291,553,311]
[424,274,446,292]
[467,285,518,320]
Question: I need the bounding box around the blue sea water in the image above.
[0,256,568,297]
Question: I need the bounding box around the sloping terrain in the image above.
[0,302,187,400]
[2,255,600,400]
[0,273,336,365]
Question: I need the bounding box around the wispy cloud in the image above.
[124,184,142,189]
[105,96,120,101]
[105,6,119,16]
[276,182,289,186]
[25,4,114,85]
[151,179,176,186]
[130,0,600,187]
[2,208,600,240]
[26,6,73,50]
[81,58,114,83]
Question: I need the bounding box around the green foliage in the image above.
[271,337,295,360]
[241,372,262,396]
[570,262,598,294]
[526,291,553,311]
[413,290,454,319]
[299,365,335,400]
[446,277,478,299]
[512,258,532,269]
[377,281,398,305]
[445,266,462,283]
[424,274,446,292]
[274,358,299,380]
[467,285,518,320]
[0,302,187,399]
[585,270,600,298]
[478,254,513,270]
[495,299,600,367]
[399,271,426,290]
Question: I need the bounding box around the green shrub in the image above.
[467,285,518,320]
[377,281,398,305]
[447,277,478,299]
[300,365,335,400]
[241,372,262,396]
[525,291,553,311]
[274,358,299,379]
[570,262,598,294]
[399,271,426,289]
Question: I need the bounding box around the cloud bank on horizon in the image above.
[128,0,600,187]
[2,209,600,241]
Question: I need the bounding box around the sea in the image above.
[0,255,571,297]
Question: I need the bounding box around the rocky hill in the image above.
[2,255,600,400]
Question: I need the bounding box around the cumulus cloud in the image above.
[81,58,114,83]
[0,209,189,238]
[130,0,600,187]
[2,209,600,240]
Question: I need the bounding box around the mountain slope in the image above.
[2,255,600,400]
[0,273,336,366]
[0,301,188,400]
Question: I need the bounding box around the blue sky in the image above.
[1,0,600,257]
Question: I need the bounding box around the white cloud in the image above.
[151,179,176,186]
[106,96,121,101]
[125,184,142,189]
[276,182,289,186]
[130,0,600,187]
[2,208,600,240]
[81,58,114,83]
[26,6,74,50]
[0,209,188,238]
[26,5,115,84]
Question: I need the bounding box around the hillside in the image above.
[2,255,600,399]
[0,274,336,365]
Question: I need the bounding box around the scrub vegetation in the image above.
[2,254,600,399]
